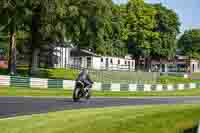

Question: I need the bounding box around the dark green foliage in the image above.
[178,29,200,59]
[153,4,180,59]
[0,0,182,72]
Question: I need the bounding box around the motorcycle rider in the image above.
[76,69,93,90]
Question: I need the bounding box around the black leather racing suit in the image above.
[76,71,93,88]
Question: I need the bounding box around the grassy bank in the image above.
[0,104,199,133]
[1,68,200,84]
[0,68,79,80]
[157,75,199,84]
[0,87,200,97]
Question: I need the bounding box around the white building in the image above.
[53,46,71,68]
[190,59,200,73]
[54,47,135,71]
[150,56,200,73]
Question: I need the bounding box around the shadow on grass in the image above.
[0,68,49,78]
[0,68,9,75]
[30,69,49,78]
[183,126,198,133]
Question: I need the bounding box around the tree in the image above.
[153,4,180,60]
[25,0,65,75]
[126,0,157,70]
[62,0,113,55]
[178,29,200,72]
[107,4,128,57]
[179,29,200,59]
[0,0,31,74]
[4,0,68,75]
[0,32,8,56]
[1,0,182,74]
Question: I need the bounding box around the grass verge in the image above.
[0,104,199,133]
[0,87,200,97]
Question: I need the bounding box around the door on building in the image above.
[79,57,82,68]
[128,61,130,70]
[87,57,92,68]
[192,64,195,72]
[161,64,165,72]
[106,58,109,69]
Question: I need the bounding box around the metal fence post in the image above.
[198,121,200,133]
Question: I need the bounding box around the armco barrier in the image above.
[48,79,63,89]
[0,75,200,91]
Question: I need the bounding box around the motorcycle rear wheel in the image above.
[73,87,81,102]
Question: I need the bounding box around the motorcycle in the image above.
[73,81,92,102]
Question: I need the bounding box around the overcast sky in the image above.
[113,0,200,32]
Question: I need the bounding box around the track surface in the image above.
[0,96,200,118]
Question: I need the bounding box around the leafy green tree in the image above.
[0,0,182,74]
[0,32,8,56]
[178,29,200,59]
[24,0,65,74]
[62,0,113,55]
[126,0,157,70]
[153,4,180,60]
[178,29,200,72]
[0,0,31,74]
[108,4,128,57]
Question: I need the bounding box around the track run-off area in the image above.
[0,96,200,118]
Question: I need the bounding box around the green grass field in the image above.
[1,87,200,97]
[0,104,199,133]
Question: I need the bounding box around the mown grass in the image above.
[0,87,200,97]
[157,75,198,84]
[192,73,200,77]
[0,104,199,133]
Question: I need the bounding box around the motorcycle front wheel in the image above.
[85,88,91,100]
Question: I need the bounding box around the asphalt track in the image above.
[0,96,200,118]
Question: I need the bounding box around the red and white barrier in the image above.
[0,75,10,86]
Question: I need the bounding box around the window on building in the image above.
[193,64,195,72]
[101,58,103,62]
[110,59,113,64]
[106,58,109,68]
[79,57,82,65]
[118,60,120,65]
[125,61,127,65]
[87,57,92,68]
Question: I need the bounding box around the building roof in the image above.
[70,48,100,57]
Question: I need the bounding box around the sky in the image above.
[113,0,200,32]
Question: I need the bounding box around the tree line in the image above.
[0,0,199,75]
